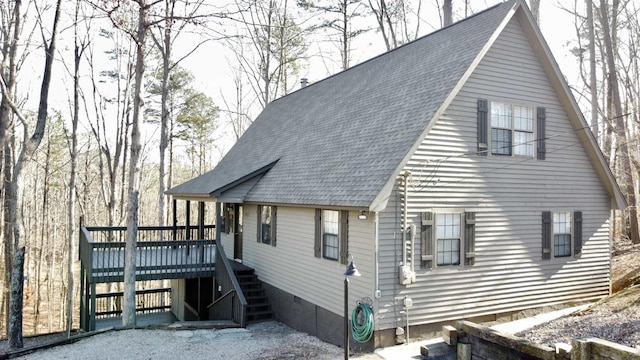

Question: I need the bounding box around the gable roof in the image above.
[167,0,625,210]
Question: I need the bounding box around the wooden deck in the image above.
[80,226,218,283]
[89,244,216,282]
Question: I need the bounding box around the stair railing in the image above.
[212,243,248,327]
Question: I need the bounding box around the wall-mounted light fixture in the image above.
[358,211,368,220]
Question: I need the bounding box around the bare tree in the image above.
[586,0,598,140]
[442,0,452,27]
[231,0,307,108]
[368,0,422,51]
[599,0,639,244]
[66,0,91,336]
[1,0,63,348]
[0,0,23,336]
[300,0,366,69]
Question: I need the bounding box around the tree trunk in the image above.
[123,0,148,328]
[599,0,639,243]
[587,0,598,140]
[529,0,540,25]
[8,0,62,348]
[443,0,453,27]
[158,0,173,232]
[67,0,83,335]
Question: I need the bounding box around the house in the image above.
[166,0,625,350]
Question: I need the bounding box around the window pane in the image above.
[261,206,272,244]
[514,131,533,156]
[491,128,512,155]
[491,103,512,129]
[323,210,339,261]
[437,214,460,238]
[323,234,339,260]
[437,239,460,265]
[513,106,533,131]
[554,212,571,233]
[554,234,571,257]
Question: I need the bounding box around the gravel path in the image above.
[516,286,640,349]
[9,321,382,360]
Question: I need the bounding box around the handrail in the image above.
[207,290,236,309]
[79,226,95,283]
[214,243,247,327]
[83,224,216,243]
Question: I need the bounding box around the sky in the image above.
[14,0,581,165]
[175,0,580,158]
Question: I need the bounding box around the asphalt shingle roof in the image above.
[167,1,516,208]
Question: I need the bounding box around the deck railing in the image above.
[208,242,247,327]
[80,225,216,283]
[95,288,172,319]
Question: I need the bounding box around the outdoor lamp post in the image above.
[344,254,361,360]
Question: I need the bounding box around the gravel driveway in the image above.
[13,321,382,360]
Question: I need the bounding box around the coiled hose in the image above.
[351,303,374,343]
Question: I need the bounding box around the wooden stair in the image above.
[235,268,275,323]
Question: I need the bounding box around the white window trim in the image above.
[322,209,340,261]
[489,101,537,158]
[434,211,465,268]
[552,211,573,259]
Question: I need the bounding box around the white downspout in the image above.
[375,211,381,298]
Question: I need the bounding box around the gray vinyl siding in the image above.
[375,16,611,330]
[242,205,376,316]
[219,231,235,258]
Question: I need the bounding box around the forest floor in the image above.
[2,239,640,358]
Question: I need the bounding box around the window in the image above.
[554,212,572,257]
[315,209,349,264]
[490,102,534,156]
[257,205,276,246]
[436,214,461,266]
[542,211,582,260]
[478,99,546,159]
[421,211,475,269]
[322,210,339,260]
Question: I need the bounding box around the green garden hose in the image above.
[351,303,374,343]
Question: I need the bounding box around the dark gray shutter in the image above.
[339,210,349,265]
[421,212,434,268]
[271,206,277,247]
[537,107,546,160]
[314,209,322,258]
[574,211,583,256]
[257,205,262,243]
[542,211,552,260]
[225,204,232,234]
[478,99,488,156]
[464,212,476,266]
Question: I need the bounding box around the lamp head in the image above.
[344,255,361,277]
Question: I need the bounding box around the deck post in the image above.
[89,282,96,331]
[198,202,205,239]
[216,202,222,245]
[186,200,191,256]
[80,264,86,330]
[172,198,177,240]
[198,202,205,262]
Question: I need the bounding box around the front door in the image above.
[233,205,243,260]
